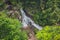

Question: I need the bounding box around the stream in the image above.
[20,8,42,30]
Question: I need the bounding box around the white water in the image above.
[20,8,42,30]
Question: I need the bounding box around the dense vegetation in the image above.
[36,26,60,40]
[0,11,28,40]
[0,0,60,40]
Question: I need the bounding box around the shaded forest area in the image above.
[0,0,60,40]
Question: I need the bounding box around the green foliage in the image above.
[0,0,60,40]
[32,0,60,26]
[0,11,7,17]
[33,8,60,26]
[36,26,60,40]
[0,12,28,40]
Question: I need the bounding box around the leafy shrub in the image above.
[36,26,60,40]
[0,12,28,40]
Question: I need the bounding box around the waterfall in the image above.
[20,8,42,30]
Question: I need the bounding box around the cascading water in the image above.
[20,8,42,30]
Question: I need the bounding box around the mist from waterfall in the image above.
[20,8,42,30]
